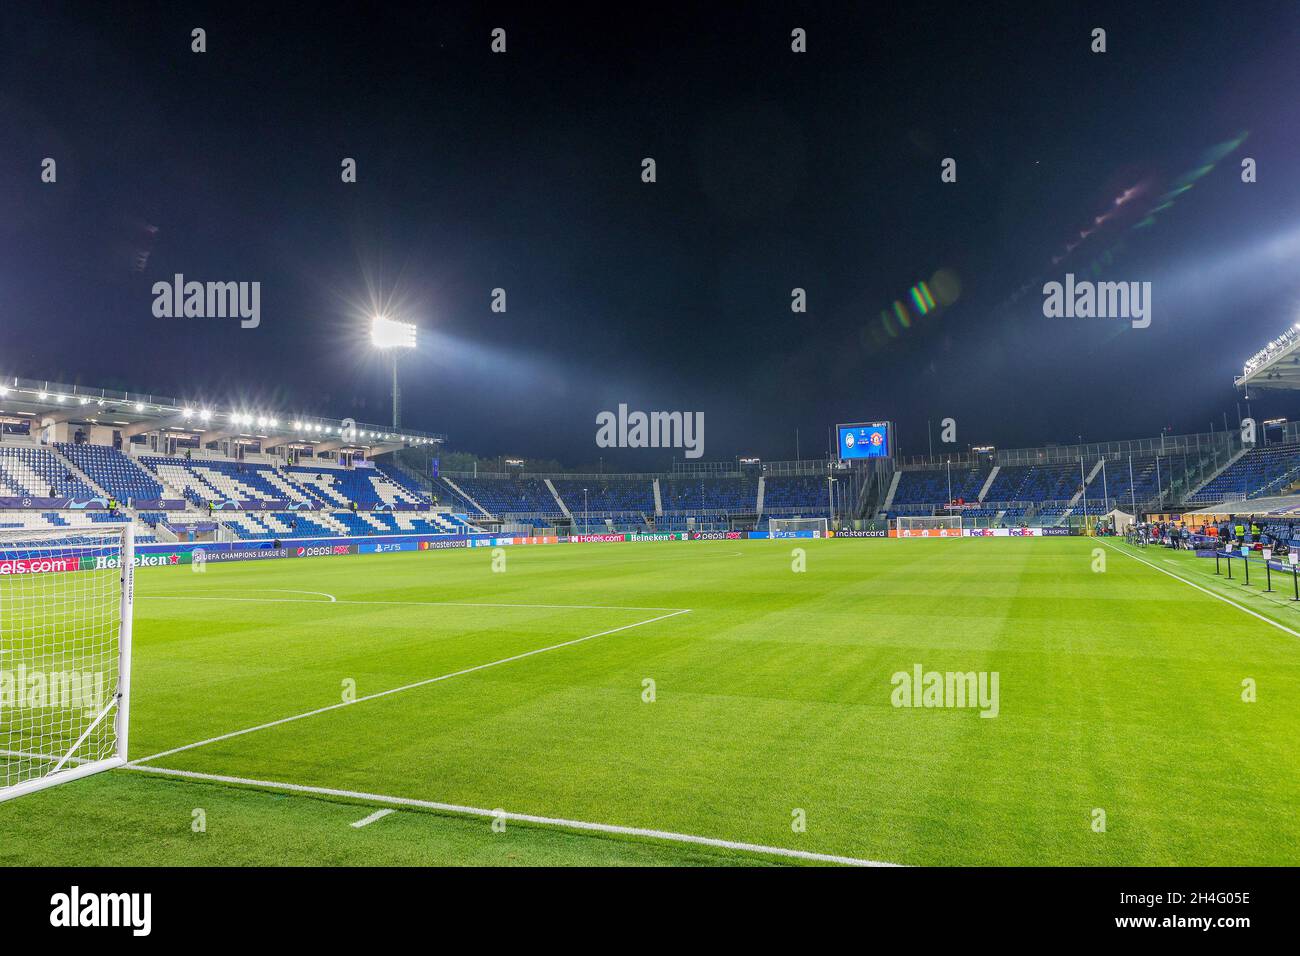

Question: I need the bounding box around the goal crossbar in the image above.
[896,515,963,531]
[768,517,828,536]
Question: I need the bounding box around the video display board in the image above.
[836,422,891,460]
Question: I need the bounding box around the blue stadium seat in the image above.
[0,446,98,499]
[1188,443,1300,504]
[55,443,162,502]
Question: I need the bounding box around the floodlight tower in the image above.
[370,316,417,428]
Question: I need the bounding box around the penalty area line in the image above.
[130,608,692,766]
[124,764,898,867]
[1101,541,1300,640]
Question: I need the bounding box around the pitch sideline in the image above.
[1102,540,1300,639]
[126,763,899,867]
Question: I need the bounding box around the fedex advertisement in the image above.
[836,422,891,460]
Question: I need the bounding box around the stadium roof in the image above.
[1235,323,1300,391]
[1185,493,1300,516]
[0,375,446,455]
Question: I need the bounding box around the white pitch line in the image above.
[125,764,897,867]
[139,595,686,612]
[265,588,338,603]
[1102,541,1300,640]
[350,808,395,829]
[130,608,692,766]
[155,587,340,602]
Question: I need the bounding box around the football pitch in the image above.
[2,537,1296,866]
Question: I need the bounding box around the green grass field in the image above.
[2,537,1297,866]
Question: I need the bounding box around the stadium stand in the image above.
[660,477,757,514]
[450,476,561,516]
[1,365,1274,542]
[141,456,307,506]
[284,464,425,509]
[763,475,831,515]
[502,516,556,530]
[56,442,164,502]
[210,507,475,540]
[1186,442,1300,504]
[374,462,432,503]
[982,463,1082,504]
[653,514,733,532]
[550,478,655,515]
[429,476,488,515]
[0,446,99,499]
[217,511,343,540]
[1096,454,1161,509]
[0,438,486,545]
[1034,506,1070,524]
[0,510,128,532]
[890,466,989,506]
[285,469,351,508]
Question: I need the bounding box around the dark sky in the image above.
[4,2,1300,467]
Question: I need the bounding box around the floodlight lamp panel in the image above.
[371,315,417,349]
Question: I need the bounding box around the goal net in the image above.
[0,525,134,802]
[896,515,963,531]
[769,517,828,536]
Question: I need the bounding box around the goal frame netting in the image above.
[896,515,964,531]
[0,524,134,803]
[768,517,828,536]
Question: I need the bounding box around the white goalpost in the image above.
[768,517,828,536]
[0,525,134,802]
[895,515,963,531]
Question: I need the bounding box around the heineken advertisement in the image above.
[80,552,192,570]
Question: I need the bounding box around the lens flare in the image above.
[910,282,935,314]
[893,299,911,329]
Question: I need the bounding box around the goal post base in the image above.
[0,756,125,804]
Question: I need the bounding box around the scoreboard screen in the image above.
[836,422,891,460]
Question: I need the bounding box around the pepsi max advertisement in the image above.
[836,422,891,460]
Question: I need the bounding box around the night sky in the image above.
[4,2,1300,467]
